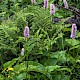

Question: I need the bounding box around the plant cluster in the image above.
[0,0,80,80]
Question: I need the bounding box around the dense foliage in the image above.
[0,0,80,80]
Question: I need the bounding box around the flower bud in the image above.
[44,0,48,9]
[63,0,68,9]
[50,4,55,15]
[70,23,77,39]
[24,26,29,38]
[21,48,24,56]
[31,0,35,4]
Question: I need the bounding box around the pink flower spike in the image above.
[31,0,35,4]
[63,0,68,9]
[50,4,55,15]
[21,48,24,56]
[24,26,29,38]
[70,23,77,39]
[44,0,48,9]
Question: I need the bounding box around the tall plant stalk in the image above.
[26,52,29,79]
[25,38,29,79]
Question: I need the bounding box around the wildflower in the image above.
[31,0,35,4]
[21,48,24,56]
[44,0,48,9]
[70,23,77,39]
[24,26,29,38]
[6,68,14,72]
[8,76,10,78]
[63,0,68,9]
[50,4,55,15]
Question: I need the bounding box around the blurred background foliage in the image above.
[0,0,80,80]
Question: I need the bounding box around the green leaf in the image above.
[27,44,35,52]
[0,74,5,80]
[14,63,26,73]
[65,39,80,46]
[3,58,19,69]
[15,73,26,80]
[69,45,80,51]
[50,51,67,62]
[45,65,60,73]
[57,68,72,73]
[44,58,57,66]
[53,75,70,80]
[77,32,80,38]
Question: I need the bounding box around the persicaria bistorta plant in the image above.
[50,4,55,15]
[70,23,77,39]
[63,0,68,9]
[44,0,48,9]
[31,0,35,4]
[24,26,29,38]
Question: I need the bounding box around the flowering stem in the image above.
[25,38,29,79]
[26,52,29,79]
[51,15,53,22]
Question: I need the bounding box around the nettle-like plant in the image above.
[0,0,80,80]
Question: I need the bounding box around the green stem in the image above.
[51,15,53,22]
[1,53,3,69]
[26,52,28,79]
[25,38,29,80]
[62,33,64,51]
[61,24,64,51]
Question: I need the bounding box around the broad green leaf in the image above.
[53,75,70,80]
[69,45,80,51]
[65,39,80,46]
[45,65,60,73]
[50,51,66,61]
[3,57,19,69]
[15,73,26,80]
[77,32,80,38]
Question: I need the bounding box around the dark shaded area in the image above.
[53,17,62,23]
[65,17,80,30]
